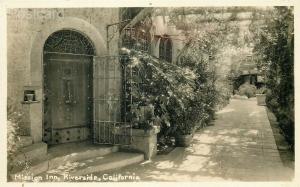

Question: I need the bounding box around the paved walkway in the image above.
[98,98,294,181]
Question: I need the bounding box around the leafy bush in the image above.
[238,83,256,98]
[7,98,25,177]
[7,99,22,158]
[251,7,294,150]
[256,87,267,94]
[122,48,218,144]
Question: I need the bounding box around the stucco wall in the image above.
[7,8,119,136]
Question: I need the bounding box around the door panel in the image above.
[43,53,93,144]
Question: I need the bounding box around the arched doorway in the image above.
[43,30,95,145]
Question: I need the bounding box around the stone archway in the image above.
[43,30,95,145]
[29,17,107,143]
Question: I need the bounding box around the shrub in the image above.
[238,83,257,98]
[123,50,199,135]
[122,48,220,146]
[7,98,25,177]
[7,99,22,159]
[251,7,294,150]
[256,87,267,94]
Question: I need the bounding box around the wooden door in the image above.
[43,53,93,144]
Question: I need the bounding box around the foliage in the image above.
[215,80,231,109]
[7,120,20,160]
[238,83,257,98]
[7,99,22,158]
[123,49,204,137]
[256,87,267,94]
[7,98,24,175]
[171,11,238,110]
[176,37,219,127]
[250,7,294,149]
[122,38,221,139]
[122,7,260,145]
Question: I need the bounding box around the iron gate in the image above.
[93,56,132,145]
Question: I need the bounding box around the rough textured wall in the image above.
[7,8,119,132]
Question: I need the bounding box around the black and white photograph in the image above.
[1,0,297,184]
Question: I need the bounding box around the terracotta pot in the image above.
[175,134,193,147]
[256,94,266,106]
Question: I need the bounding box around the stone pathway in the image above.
[95,98,294,181]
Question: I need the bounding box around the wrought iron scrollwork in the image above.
[44,30,95,55]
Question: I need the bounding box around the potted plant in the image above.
[174,122,195,147]
[256,87,267,106]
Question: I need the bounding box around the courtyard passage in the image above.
[101,98,294,181]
